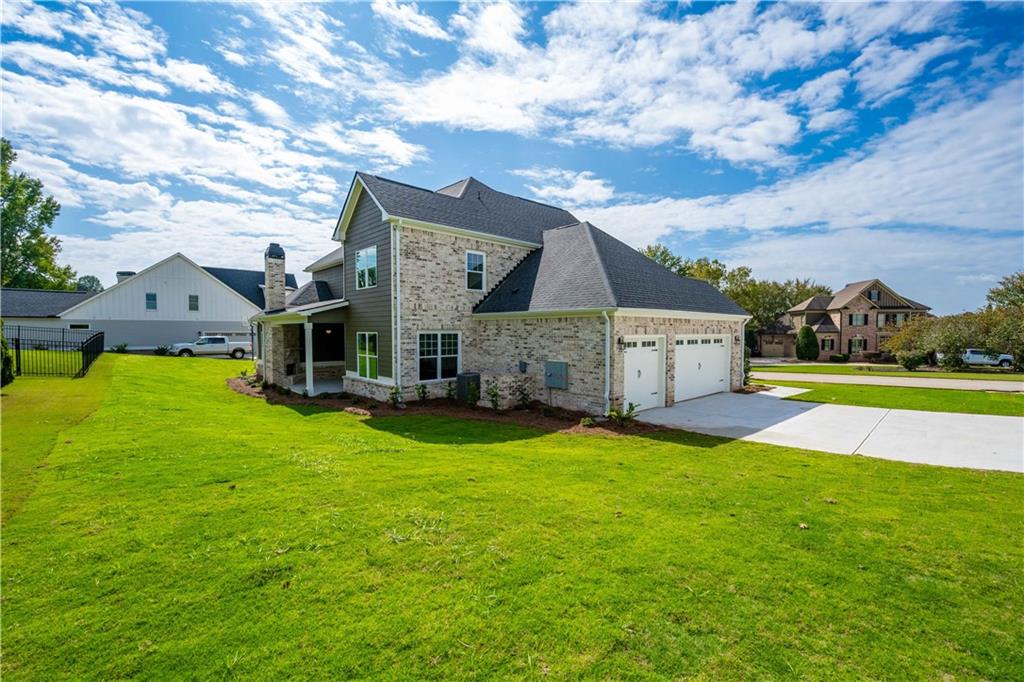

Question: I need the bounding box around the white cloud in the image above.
[300,122,427,170]
[581,79,1023,244]
[853,36,972,106]
[511,167,615,207]
[247,92,292,126]
[450,1,528,57]
[3,41,170,94]
[371,0,449,40]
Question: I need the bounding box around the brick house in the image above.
[252,173,749,414]
[757,280,930,361]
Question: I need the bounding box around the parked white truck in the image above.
[170,335,250,358]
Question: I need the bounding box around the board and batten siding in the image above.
[342,189,393,379]
[68,256,258,323]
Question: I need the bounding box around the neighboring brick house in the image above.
[757,280,930,361]
[252,173,749,414]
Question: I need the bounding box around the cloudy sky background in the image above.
[2,1,1021,313]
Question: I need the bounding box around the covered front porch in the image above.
[253,299,349,396]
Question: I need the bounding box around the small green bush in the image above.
[415,383,428,401]
[466,381,480,409]
[153,345,171,356]
[484,380,501,410]
[445,381,456,401]
[795,325,819,361]
[1,334,15,387]
[388,385,403,408]
[607,402,638,426]
[940,352,967,370]
[110,343,129,353]
[579,416,596,428]
[895,351,927,371]
[513,376,535,409]
[829,353,849,363]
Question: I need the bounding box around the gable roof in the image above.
[474,222,748,317]
[788,279,929,313]
[285,280,334,308]
[1,288,98,318]
[202,266,299,309]
[339,172,578,245]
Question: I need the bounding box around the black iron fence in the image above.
[2,324,106,378]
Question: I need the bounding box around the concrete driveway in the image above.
[750,371,1023,392]
[639,388,1023,473]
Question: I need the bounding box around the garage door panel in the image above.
[674,335,729,402]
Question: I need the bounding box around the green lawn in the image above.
[754,363,1023,381]
[2,355,1022,679]
[759,380,1024,416]
[1,355,114,523]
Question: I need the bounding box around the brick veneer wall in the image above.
[839,297,875,358]
[396,225,533,395]
[611,316,745,408]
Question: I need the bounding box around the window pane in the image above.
[367,333,377,355]
[467,271,483,290]
[368,356,378,379]
[467,252,484,272]
[441,333,459,356]
[189,295,199,311]
[357,333,366,354]
[366,247,376,269]
[419,333,437,357]
[358,356,367,377]
[357,269,366,288]
[419,357,438,381]
[367,266,377,287]
[441,356,458,378]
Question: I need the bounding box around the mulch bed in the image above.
[227,378,668,436]
[735,383,774,394]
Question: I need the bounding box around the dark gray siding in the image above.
[312,264,345,300]
[343,190,392,378]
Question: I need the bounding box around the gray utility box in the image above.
[456,372,481,401]
[544,361,568,390]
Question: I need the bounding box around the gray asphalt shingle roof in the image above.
[202,267,298,309]
[474,222,748,316]
[286,280,335,307]
[1,288,97,318]
[356,173,578,244]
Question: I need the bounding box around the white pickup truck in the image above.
[962,348,1015,367]
[171,335,250,358]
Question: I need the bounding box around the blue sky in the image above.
[2,1,1022,314]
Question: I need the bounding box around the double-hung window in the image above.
[418,332,460,381]
[355,246,377,289]
[145,292,157,310]
[466,251,485,291]
[820,338,835,351]
[356,332,378,379]
[849,313,867,326]
[849,337,866,354]
[188,294,199,311]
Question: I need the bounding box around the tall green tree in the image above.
[75,275,104,292]
[639,244,682,272]
[986,272,1024,309]
[1,138,76,289]
[795,325,819,360]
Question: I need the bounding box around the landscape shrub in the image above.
[512,376,535,409]
[829,353,849,363]
[861,351,882,362]
[795,325,819,360]
[465,381,480,409]
[484,380,501,410]
[110,343,129,353]
[444,381,456,401]
[895,350,927,371]
[607,402,638,426]
[153,345,171,356]
[1,334,14,387]
[415,383,428,402]
[579,416,596,428]
[388,385,403,408]
[32,343,48,351]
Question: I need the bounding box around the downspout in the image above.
[602,310,611,414]
[393,220,402,389]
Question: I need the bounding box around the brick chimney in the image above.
[263,243,286,310]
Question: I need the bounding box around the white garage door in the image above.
[674,335,730,402]
[622,337,664,411]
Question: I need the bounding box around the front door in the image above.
[622,338,664,411]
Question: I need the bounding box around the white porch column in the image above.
[304,321,315,396]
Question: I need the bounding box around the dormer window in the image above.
[466,251,485,291]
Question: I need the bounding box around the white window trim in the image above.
[356,331,379,379]
[416,330,462,383]
[465,250,486,292]
[355,246,378,290]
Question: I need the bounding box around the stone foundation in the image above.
[344,375,396,402]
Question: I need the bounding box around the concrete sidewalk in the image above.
[751,371,1023,392]
[639,388,1023,473]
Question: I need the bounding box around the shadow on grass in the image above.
[362,413,545,445]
